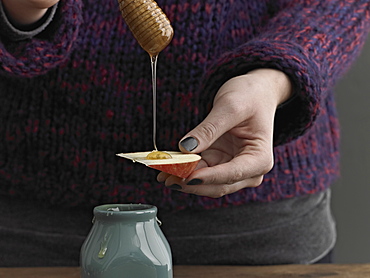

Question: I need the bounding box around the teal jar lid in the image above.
[93,204,157,222]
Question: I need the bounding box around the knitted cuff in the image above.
[0,2,58,41]
[201,40,323,146]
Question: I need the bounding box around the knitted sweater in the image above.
[0,0,369,209]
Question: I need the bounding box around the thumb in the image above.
[179,105,240,153]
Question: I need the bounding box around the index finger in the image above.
[187,152,273,186]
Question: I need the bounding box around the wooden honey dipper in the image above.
[117,0,174,56]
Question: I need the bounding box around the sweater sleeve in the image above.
[201,0,370,145]
[0,0,83,78]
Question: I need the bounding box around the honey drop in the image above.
[146,150,172,160]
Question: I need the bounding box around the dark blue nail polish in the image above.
[168,184,182,190]
[180,137,198,152]
[187,179,203,185]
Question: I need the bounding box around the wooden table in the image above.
[1,264,370,278]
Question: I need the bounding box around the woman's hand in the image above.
[158,68,292,198]
[2,0,59,27]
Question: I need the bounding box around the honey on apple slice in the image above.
[146,150,172,159]
[117,151,201,178]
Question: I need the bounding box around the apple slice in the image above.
[116,151,201,178]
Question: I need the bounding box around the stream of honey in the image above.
[118,0,174,159]
[146,54,173,160]
[150,54,159,152]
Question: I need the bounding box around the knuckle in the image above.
[261,160,274,175]
[198,121,218,142]
[204,172,217,185]
[224,162,247,185]
[256,150,274,175]
[230,167,245,184]
[264,156,274,173]
[249,176,264,188]
[220,93,246,117]
[182,184,202,196]
[211,185,230,198]
[226,100,244,115]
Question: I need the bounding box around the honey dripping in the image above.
[118,0,174,160]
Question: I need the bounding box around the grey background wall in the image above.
[331,38,370,263]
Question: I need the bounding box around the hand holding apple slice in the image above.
[116,151,201,179]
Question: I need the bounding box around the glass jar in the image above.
[80,204,173,278]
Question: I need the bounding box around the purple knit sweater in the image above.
[0,0,369,209]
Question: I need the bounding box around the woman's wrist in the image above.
[247,68,293,107]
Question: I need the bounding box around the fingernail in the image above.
[168,184,182,190]
[180,137,198,152]
[187,179,203,185]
